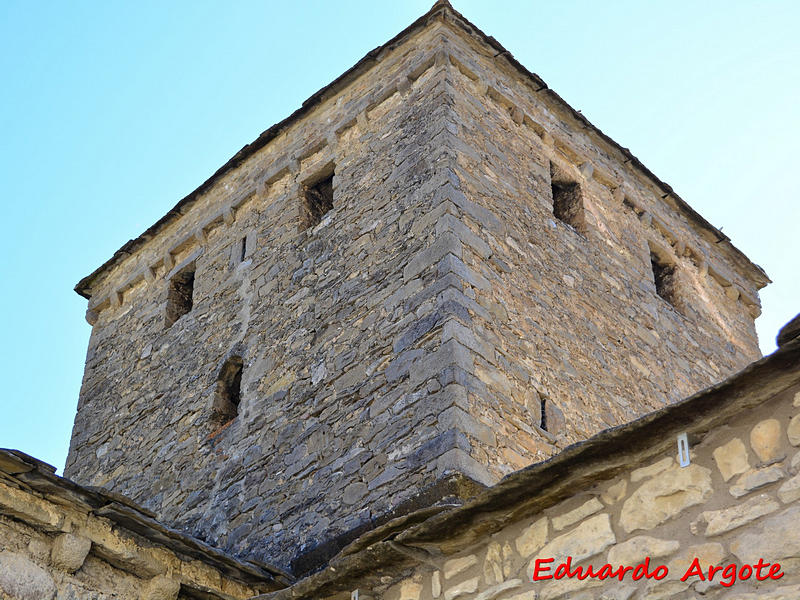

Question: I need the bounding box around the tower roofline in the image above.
[74,0,769,300]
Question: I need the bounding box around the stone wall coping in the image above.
[73,0,768,302]
[255,337,800,600]
[0,449,292,590]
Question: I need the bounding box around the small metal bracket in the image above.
[677,432,690,467]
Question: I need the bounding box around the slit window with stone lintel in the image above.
[549,162,587,234]
[164,262,195,328]
[650,247,679,308]
[213,356,243,423]
[302,166,335,230]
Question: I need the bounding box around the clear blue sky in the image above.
[1,1,797,473]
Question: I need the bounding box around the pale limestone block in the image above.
[619,464,712,533]
[501,541,515,578]
[630,457,673,483]
[712,438,750,482]
[600,479,627,505]
[730,504,800,564]
[431,571,442,598]
[750,419,783,462]
[794,392,800,408]
[722,584,800,600]
[552,497,603,531]
[398,578,422,600]
[792,450,800,474]
[443,554,477,580]
[474,579,521,600]
[697,493,779,536]
[515,517,547,558]
[778,472,800,503]
[527,514,615,580]
[443,577,478,600]
[730,465,785,497]
[540,575,602,600]
[606,535,679,566]
[788,414,800,446]
[642,580,690,599]
[50,532,91,573]
[0,551,56,600]
[599,585,636,600]
[141,575,181,600]
[483,542,503,585]
[666,543,725,581]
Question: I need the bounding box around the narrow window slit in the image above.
[540,397,548,431]
[550,162,586,233]
[240,236,247,262]
[302,169,334,230]
[650,251,679,307]
[213,356,243,423]
[165,263,195,328]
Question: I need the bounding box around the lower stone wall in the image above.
[378,382,800,600]
[0,451,280,600]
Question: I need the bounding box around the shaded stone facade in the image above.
[261,336,800,600]
[0,450,285,600]
[64,0,768,576]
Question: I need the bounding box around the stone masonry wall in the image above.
[0,454,272,600]
[65,8,769,577]
[378,381,800,600]
[66,22,494,573]
[421,27,767,480]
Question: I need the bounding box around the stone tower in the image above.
[65,1,769,574]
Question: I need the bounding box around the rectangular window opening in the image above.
[550,162,586,233]
[165,263,195,328]
[302,170,334,230]
[240,236,247,262]
[650,251,678,307]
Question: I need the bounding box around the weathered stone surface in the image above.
[431,571,442,599]
[540,575,603,600]
[725,584,800,600]
[600,479,627,505]
[630,457,673,483]
[483,542,503,585]
[50,533,92,573]
[619,464,712,532]
[666,543,726,581]
[141,576,181,600]
[551,497,603,531]
[729,465,785,497]
[606,535,679,566]
[730,504,800,563]
[696,493,779,536]
[443,577,478,600]
[443,555,478,580]
[396,578,422,600]
[788,414,800,446]
[712,437,750,481]
[515,517,547,558]
[750,419,783,462]
[778,472,800,503]
[528,513,615,579]
[473,579,521,600]
[0,551,56,600]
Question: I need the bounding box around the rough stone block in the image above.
[528,513,615,579]
[620,464,712,533]
[51,532,92,573]
[750,419,783,463]
[0,551,56,600]
[551,497,603,531]
[712,437,750,481]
